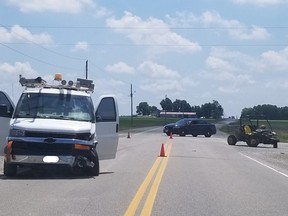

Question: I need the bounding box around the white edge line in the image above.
[240,153,288,178]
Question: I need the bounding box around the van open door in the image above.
[95,95,119,160]
[0,91,14,156]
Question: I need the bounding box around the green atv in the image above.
[227,115,279,148]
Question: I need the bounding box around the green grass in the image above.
[119,116,179,131]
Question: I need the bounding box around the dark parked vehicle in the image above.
[163,118,216,137]
[227,115,279,148]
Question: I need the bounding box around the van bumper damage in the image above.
[4,137,97,170]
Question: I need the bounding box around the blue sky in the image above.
[0,0,287,117]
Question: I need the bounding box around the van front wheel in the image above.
[86,149,100,176]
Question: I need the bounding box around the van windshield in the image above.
[14,93,95,122]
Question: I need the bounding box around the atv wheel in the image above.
[248,137,259,147]
[227,135,237,145]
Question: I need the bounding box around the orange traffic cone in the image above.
[159,143,166,157]
[170,132,173,139]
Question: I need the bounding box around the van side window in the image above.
[96,97,116,122]
[0,92,13,117]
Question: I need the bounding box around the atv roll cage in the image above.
[227,115,279,148]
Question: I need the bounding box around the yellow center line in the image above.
[124,157,162,216]
[124,142,172,216]
[140,143,172,216]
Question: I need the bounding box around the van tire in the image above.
[87,149,100,176]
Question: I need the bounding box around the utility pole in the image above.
[130,84,134,128]
[85,60,88,79]
[165,94,167,125]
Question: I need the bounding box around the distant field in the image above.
[119,116,179,131]
[220,119,288,143]
[119,117,288,143]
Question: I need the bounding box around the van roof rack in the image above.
[19,76,94,92]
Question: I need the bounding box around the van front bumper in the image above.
[9,155,75,166]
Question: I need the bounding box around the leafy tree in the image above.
[201,103,212,119]
[160,97,173,111]
[241,104,288,120]
[200,100,223,119]
[211,100,224,119]
[241,107,254,116]
[191,105,201,117]
[136,102,151,115]
[150,106,159,112]
[172,99,191,112]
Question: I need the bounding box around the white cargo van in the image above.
[0,75,119,177]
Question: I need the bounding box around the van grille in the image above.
[25,131,92,140]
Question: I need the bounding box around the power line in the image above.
[0,24,86,61]
[0,42,84,72]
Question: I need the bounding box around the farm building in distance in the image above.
[159,111,197,118]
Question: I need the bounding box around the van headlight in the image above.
[9,129,26,137]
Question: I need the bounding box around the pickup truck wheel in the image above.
[4,161,17,177]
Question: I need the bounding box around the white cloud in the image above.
[203,48,256,94]
[71,41,89,52]
[166,11,269,41]
[7,0,96,13]
[0,62,39,81]
[0,25,53,44]
[261,47,288,70]
[232,0,288,6]
[140,79,183,92]
[201,11,269,40]
[105,62,135,74]
[138,61,198,93]
[106,11,201,54]
[138,61,180,79]
[94,6,111,17]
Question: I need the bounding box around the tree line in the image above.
[241,104,288,120]
[136,97,224,119]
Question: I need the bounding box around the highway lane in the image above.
[1,128,288,215]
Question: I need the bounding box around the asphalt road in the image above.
[1,125,288,216]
